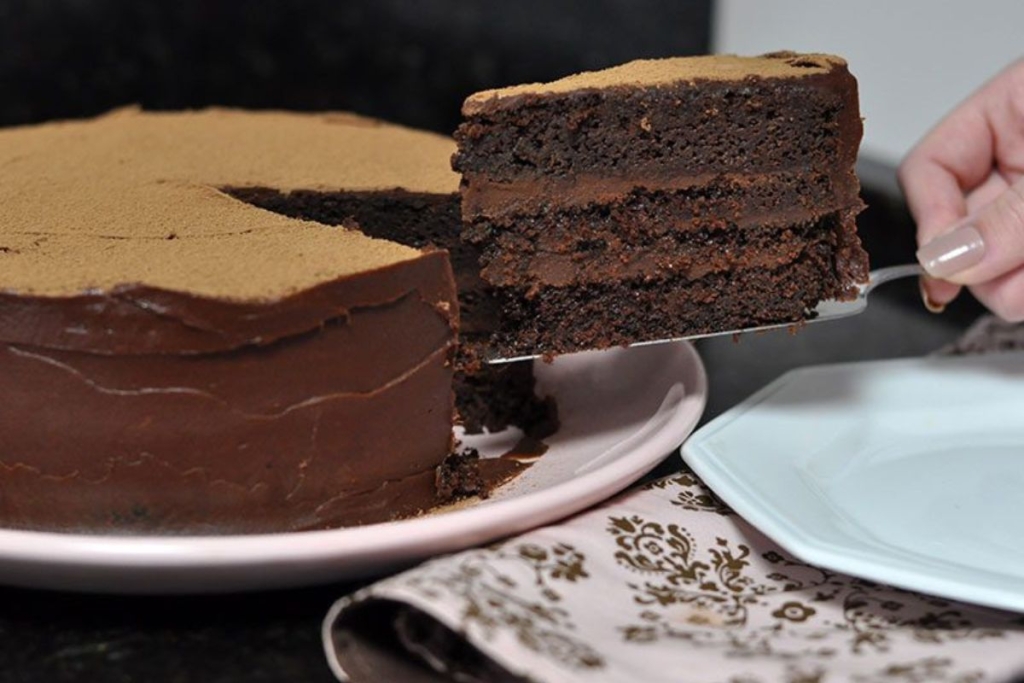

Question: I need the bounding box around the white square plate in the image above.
[682,351,1024,612]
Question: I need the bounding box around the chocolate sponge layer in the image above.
[483,212,865,357]
[454,53,869,359]
[453,71,860,182]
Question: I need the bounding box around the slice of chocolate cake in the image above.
[0,108,532,535]
[453,52,870,358]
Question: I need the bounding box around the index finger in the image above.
[898,151,969,245]
[897,155,965,306]
[898,101,994,243]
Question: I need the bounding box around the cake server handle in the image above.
[488,263,925,364]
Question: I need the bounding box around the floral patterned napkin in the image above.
[324,317,1024,683]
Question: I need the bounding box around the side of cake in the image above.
[0,108,524,534]
[453,52,870,358]
[1,254,460,533]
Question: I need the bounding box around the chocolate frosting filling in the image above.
[460,169,861,221]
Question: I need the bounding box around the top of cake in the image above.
[463,52,848,115]
[0,107,460,299]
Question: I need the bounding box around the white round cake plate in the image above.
[682,350,1024,613]
[0,341,706,593]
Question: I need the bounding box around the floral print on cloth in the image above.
[325,468,1024,683]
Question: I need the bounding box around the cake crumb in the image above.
[435,447,486,500]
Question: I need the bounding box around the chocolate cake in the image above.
[0,107,531,534]
[453,52,870,358]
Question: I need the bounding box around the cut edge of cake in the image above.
[453,51,870,359]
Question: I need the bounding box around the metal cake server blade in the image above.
[488,263,924,364]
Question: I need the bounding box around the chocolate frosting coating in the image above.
[0,251,456,355]
[0,109,467,534]
[0,254,460,534]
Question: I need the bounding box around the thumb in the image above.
[917,177,1024,285]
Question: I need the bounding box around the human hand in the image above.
[898,58,1024,320]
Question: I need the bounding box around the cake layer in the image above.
[461,169,860,222]
[461,170,865,289]
[0,275,458,533]
[0,343,453,533]
[453,55,860,185]
[0,250,457,354]
[477,212,857,289]
[484,249,855,358]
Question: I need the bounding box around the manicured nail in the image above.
[918,277,946,314]
[916,224,985,279]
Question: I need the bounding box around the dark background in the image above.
[0,2,717,681]
[0,0,713,135]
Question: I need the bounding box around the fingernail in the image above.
[918,277,946,314]
[916,224,985,279]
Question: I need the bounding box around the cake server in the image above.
[488,263,924,364]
